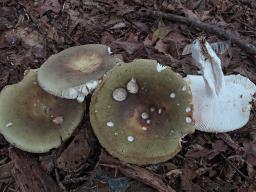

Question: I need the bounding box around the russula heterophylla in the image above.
[90,59,195,165]
[0,70,85,153]
[37,44,119,103]
[185,37,256,132]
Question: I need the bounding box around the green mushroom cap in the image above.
[90,59,195,165]
[38,44,119,102]
[0,70,85,153]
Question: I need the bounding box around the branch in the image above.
[99,150,175,192]
[137,9,256,56]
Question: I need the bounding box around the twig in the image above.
[220,153,255,185]
[54,169,67,192]
[99,151,175,192]
[137,9,256,56]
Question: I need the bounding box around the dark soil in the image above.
[0,0,256,191]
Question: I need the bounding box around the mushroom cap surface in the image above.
[0,70,85,153]
[90,59,194,165]
[38,44,118,100]
[186,74,256,132]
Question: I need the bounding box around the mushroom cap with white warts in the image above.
[0,70,85,153]
[90,59,195,165]
[38,44,119,101]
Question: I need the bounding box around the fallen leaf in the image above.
[114,41,144,55]
[154,39,170,54]
[181,167,202,192]
[152,26,172,44]
[35,0,61,16]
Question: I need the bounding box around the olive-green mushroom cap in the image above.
[90,59,195,165]
[38,44,119,101]
[0,70,85,153]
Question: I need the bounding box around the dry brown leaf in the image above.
[152,26,173,44]
[114,41,144,55]
[34,0,61,16]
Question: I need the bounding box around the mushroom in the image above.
[0,70,85,153]
[90,59,194,165]
[37,44,119,103]
[185,37,256,132]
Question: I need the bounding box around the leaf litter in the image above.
[0,0,256,191]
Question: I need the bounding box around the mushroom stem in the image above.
[186,37,256,132]
[192,37,225,97]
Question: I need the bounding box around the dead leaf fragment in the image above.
[35,0,61,16]
[114,41,144,55]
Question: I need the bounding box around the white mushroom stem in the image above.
[191,37,225,96]
[185,37,256,132]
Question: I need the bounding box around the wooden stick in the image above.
[137,9,256,56]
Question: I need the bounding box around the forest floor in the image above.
[0,0,256,191]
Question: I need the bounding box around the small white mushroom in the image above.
[127,136,134,142]
[141,112,149,120]
[113,88,127,102]
[142,126,148,131]
[126,78,139,94]
[146,119,151,124]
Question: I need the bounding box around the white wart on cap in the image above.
[185,37,256,132]
[38,44,119,102]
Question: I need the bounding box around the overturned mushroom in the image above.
[185,37,256,132]
[38,44,119,102]
[0,70,85,153]
[90,59,194,165]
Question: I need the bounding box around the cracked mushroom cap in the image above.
[90,59,195,165]
[0,70,85,153]
[38,44,119,102]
